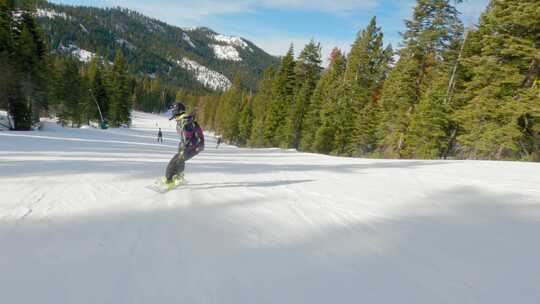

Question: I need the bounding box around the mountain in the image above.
[34,0,279,92]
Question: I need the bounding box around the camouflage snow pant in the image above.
[165,149,196,181]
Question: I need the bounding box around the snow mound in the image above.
[11,11,23,20]
[210,44,242,61]
[0,110,10,130]
[35,8,69,20]
[176,58,232,91]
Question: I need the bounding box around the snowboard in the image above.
[146,176,187,193]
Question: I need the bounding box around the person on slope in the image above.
[157,128,163,143]
[164,102,205,188]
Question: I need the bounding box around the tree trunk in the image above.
[523,57,539,88]
[445,29,469,105]
[442,127,458,159]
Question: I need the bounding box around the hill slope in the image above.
[0,112,539,303]
[35,0,278,91]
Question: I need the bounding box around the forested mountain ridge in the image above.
[34,0,278,92]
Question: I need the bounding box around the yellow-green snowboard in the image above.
[147,175,187,193]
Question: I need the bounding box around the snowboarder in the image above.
[157,128,163,143]
[216,136,222,149]
[163,102,204,189]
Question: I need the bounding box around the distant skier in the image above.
[163,102,204,189]
[216,136,222,149]
[157,128,163,143]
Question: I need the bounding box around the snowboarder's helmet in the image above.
[172,102,186,116]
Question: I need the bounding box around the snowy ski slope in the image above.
[0,111,539,304]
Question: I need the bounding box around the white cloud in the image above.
[105,0,378,23]
[258,0,377,13]
[106,0,252,23]
[241,32,352,66]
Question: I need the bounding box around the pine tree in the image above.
[343,17,389,104]
[13,21,37,129]
[312,50,346,154]
[0,0,16,128]
[55,57,85,126]
[88,58,109,124]
[519,83,540,161]
[285,40,322,149]
[214,92,228,136]
[109,49,131,127]
[0,0,12,53]
[455,57,525,159]
[3,6,49,130]
[237,93,253,146]
[353,99,382,156]
[249,67,274,147]
[0,0,13,57]
[219,74,244,143]
[377,53,422,157]
[300,48,342,151]
[200,94,219,130]
[455,0,540,160]
[334,17,393,155]
[404,69,451,159]
[263,45,296,146]
[377,0,463,158]
[19,9,48,123]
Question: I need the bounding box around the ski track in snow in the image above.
[0,111,539,304]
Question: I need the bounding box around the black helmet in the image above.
[171,102,186,117]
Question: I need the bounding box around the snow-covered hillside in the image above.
[60,44,96,63]
[35,8,69,20]
[210,44,242,61]
[212,34,249,50]
[175,58,232,91]
[0,112,539,304]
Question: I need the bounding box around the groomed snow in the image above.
[0,111,539,304]
[210,44,242,61]
[175,58,232,91]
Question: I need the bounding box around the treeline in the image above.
[0,1,178,130]
[199,0,540,161]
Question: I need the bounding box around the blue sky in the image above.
[49,0,490,61]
